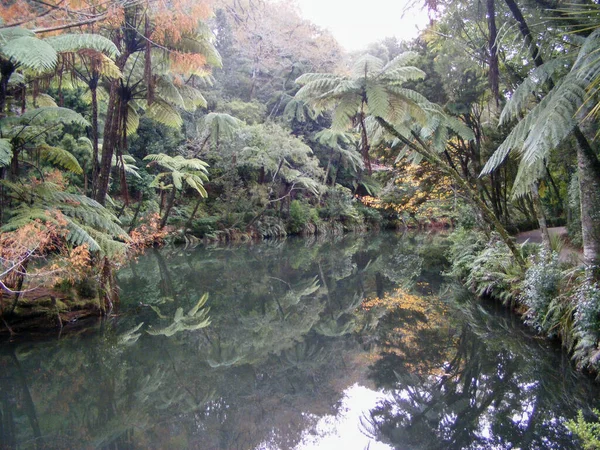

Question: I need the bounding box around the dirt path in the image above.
[515,226,582,263]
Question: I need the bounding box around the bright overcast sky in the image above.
[296,0,430,51]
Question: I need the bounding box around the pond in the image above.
[0,231,598,449]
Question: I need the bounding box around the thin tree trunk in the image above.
[186,196,203,229]
[377,117,526,269]
[160,188,177,229]
[531,181,551,250]
[90,80,100,196]
[487,0,500,105]
[575,132,600,275]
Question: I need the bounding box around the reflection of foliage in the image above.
[3,233,595,449]
[362,290,596,450]
[147,293,211,337]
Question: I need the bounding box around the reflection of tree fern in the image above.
[207,339,243,368]
[117,322,144,346]
[281,341,325,367]
[147,293,211,337]
[314,315,356,337]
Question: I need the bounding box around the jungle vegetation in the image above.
[1,0,600,391]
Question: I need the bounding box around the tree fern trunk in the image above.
[90,80,99,197]
[575,131,600,277]
[487,0,500,105]
[95,51,129,205]
[95,81,120,205]
[531,181,551,251]
[160,188,177,229]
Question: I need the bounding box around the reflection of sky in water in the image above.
[293,384,393,450]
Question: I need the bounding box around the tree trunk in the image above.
[575,132,600,276]
[359,112,372,174]
[377,117,526,269]
[90,79,100,197]
[95,52,129,205]
[531,181,551,251]
[160,188,177,229]
[487,0,500,105]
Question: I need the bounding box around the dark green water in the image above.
[0,232,598,449]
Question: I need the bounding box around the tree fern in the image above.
[40,144,83,174]
[45,34,119,57]
[1,36,57,71]
[145,100,183,128]
[1,181,128,256]
[0,138,12,167]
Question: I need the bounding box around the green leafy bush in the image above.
[566,409,600,450]
[288,200,310,234]
[464,240,525,305]
[445,227,487,280]
[521,251,563,334]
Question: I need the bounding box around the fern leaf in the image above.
[1,36,57,71]
[40,144,83,174]
[366,81,389,118]
[145,100,183,128]
[351,54,385,78]
[0,138,12,167]
[521,78,586,165]
[46,33,120,57]
[19,106,90,127]
[126,105,140,135]
[0,26,34,43]
[500,58,570,126]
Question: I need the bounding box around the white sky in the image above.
[296,0,430,51]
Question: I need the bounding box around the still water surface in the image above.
[1,232,598,449]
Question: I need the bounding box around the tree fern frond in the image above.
[331,96,361,131]
[40,144,83,174]
[19,106,90,127]
[178,85,207,111]
[145,100,183,128]
[382,51,419,72]
[521,78,586,165]
[157,78,186,109]
[365,81,389,118]
[500,58,570,126]
[26,93,57,108]
[444,116,476,141]
[382,66,426,83]
[0,138,12,167]
[126,105,140,135]
[481,92,550,175]
[511,159,546,199]
[0,26,34,43]
[1,36,57,71]
[351,54,385,78]
[46,33,120,57]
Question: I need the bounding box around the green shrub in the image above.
[445,227,487,280]
[566,409,600,450]
[521,251,563,334]
[288,200,310,234]
[464,240,525,305]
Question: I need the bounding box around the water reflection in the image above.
[0,232,597,449]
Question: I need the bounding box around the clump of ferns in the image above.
[572,269,600,372]
[463,239,527,306]
[520,250,573,342]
